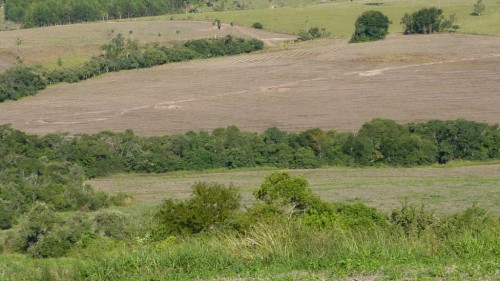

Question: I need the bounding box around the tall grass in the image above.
[3,208,496,280]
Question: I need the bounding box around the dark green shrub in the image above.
[0,65,48,101]
[350,10,390,43]
[27,213,91,258]
[297,27,327,41]
[141,45,168,67]
[293,147,322,168]
[0,202,15,229]
[9,202,61,255]
[401,7,459,34]
[155,182,241,236]
[252,22,264,29]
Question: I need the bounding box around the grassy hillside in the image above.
[167,0,500,37]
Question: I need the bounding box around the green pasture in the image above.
[90,162,500,216]
[158,0,500,37]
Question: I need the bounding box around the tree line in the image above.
[3,0,197,28]
[1,119,499,229]
[0,34,264,102]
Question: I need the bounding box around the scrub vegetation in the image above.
[0,0,499,280]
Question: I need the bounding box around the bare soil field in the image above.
[0,20,293,69]
[0,33,499,135]
[90,164,500,215]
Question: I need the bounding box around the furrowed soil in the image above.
[0,33,498,135]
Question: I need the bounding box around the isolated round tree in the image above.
[350,11,390,43]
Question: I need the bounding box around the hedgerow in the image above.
[0,34,264,103]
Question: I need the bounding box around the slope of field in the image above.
[0,33,498,135]
[171,0,500,37]
[0,20,294,70]
[90,163,500,215]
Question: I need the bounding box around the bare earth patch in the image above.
[0,34,499,135]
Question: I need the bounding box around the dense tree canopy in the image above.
[4,0,187,28]
[350,10,390,43]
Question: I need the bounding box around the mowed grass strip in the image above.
[89,163,500,215]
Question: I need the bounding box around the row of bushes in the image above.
[3,118,498,177]
[0,34,264,102]
[1,118,498,229]
[154,171,498,241]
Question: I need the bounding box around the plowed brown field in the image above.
[0,33,499,135]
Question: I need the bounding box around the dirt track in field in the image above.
[0,33,499,136]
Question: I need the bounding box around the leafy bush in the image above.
[254,171,319,215]
[350,11,390,43]
[401,7,459,34]
[155,182,241,237]
[297,27,328,41]
[473,0,486,16]
[252,22,264,29]
[390,202,437,237]
[0,201,16,230]
[93,211,136,240]
[9,203,61,256]
[0,66,48,102]
[304,201,387,230]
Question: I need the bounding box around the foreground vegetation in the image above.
[0,171,498,280]
[1,118,499,228]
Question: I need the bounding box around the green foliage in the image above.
[0,202,16,229]
[304,201,387,230]
[0,65,48,102]
[0,119,499,232]
[390,202,437,237]
[9,202,61,256]
[93,211,136,240]
[252,22,264,29]
[254,171,319,214]
[297,26,329,41]
[401,7,459,35]
[350,11,390,43]
[184,35,264,58]
[155,182,241,236]
[1,35,263,103]
[473,0,485,16]
[5,0,172,28]
[409,119,499,163]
